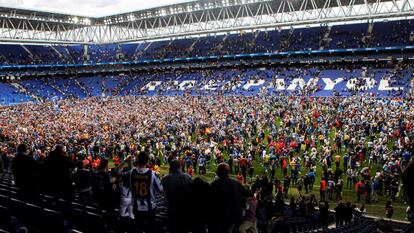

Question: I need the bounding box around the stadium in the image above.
[0,0,414,232]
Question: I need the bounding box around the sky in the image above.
[0,0,195,17]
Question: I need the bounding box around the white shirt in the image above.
[119,182,134,218]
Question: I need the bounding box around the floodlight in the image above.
[128,14,135,21]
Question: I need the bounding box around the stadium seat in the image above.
[84,212,107,233]
[37,208,69,233]
[0,205,13,232]
[7,198,25,221]
[21,203,42,230]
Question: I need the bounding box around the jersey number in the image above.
[134,182,148,197]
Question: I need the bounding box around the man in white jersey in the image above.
[118,151,163,233]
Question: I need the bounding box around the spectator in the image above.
[344,202,353,225]
[356,179,364,202]
[92,158,114,211]
[334,201,345,227]
[297,176,304,195]
[303,175,310,194]
[130,152,163,233]
[11,144,39,202]
[402,160,414,232]
[1,150,10,172]
[385,201,394,220]
[352,204,362,222]
[162,159,192,233]
[327,178,335,200]
[289,196,297,216]
[72,161,92,204]
[42,145,73,202]
[189,177,210,233]
[319,201,329,230]
[407,206,413,222]
[117,167,134,233]
[209,163,246,233]
[239,189,258,233]
[283,175,290,198]
[274,193,285,215]
[0,151,3,174]
[256,187,275,232]
[359,204,366,216]
[320,178,327,202]
[364,180,372,204]
[336,178,343,200]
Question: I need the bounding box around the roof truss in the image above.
[0,0,412,44]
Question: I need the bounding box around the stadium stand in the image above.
[0,20,412,65]
[0,64,411,105]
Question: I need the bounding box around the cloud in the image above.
[0,0,195,17]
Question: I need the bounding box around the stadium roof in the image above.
[0,0,197,18]
[0,0,404,19]
[0,0,412,44]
